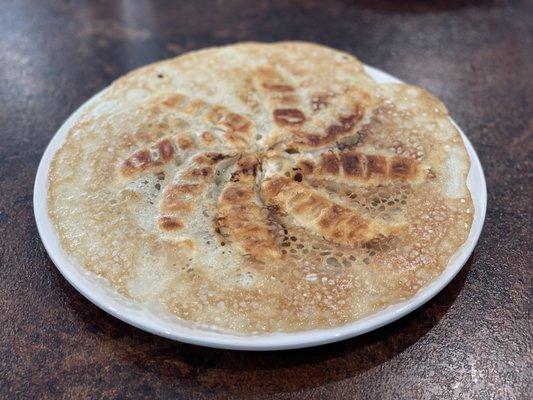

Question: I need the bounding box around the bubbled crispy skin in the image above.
[48,42,473,333]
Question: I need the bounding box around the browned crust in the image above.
[297,150,419,183]
[120,138,175,177]
[158,216,184,230]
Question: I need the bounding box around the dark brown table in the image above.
[1,1,531,398]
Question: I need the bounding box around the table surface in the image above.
[1,0,531,399]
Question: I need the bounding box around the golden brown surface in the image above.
[48,42,473,333]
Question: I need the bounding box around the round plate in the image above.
[34,65,487,351]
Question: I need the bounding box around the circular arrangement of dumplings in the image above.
[49,42,473,333]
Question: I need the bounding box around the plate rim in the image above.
[33,64,487,351]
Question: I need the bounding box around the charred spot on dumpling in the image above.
[262,83,294,92]
[366,155,387,176]
[192,167,211,177]
[206,106,226,124]
[317,205,344,229]
[229,155,259,182]
[279,95,299,105]
[201,131,215,145]
[341,152,364,176]
[120,149,152,176]
[273,109,306,125]
[390,156,416,179]
[159,216,184,230]
[298,160,315,174]
[206,153,230,162]
[292,193,322,216]
[221,186,253,203]
[156,138,175,162]
[255,66,295,93]
[284,148,300,155]
[182,99,207,115]
[238,156,258,177]
[339,114,359,130]
[181,165,213,181]
[176,134,195,150]
[266,204,282,218]
[207,106,251,133]
[161,184,200,212]
[193,152,227,165]
[324,108,362,140]
[120,137,176,177]
[261,176,291,199]
[161,94,186,107]
[320,153,340,174]
[325,124,344,139]
[222,112,251,132]
[178,183,200,194]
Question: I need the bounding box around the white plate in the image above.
[34,65,487,351]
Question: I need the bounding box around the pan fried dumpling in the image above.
[48,42,473,333]
[217,155,280,261]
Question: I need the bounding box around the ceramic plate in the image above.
[34,64,487,350]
